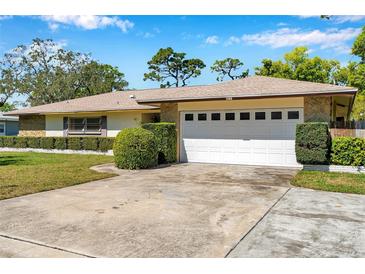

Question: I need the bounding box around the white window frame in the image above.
[68,117,102,135]
[0,122,5,136]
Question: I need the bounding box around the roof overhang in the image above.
[136,89,358,104]
[5,106,160,116]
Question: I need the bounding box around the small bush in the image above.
[67,137,82,150]
[83,137,98,150]
[113,128,158,169]
[331,137,365,166]
[2,136,17,148]
[54,137,67,150]
[40,137,54,149]
[98,137,114,151]
[27,137,40,148]
[142,122,176,164]
[296,122,331,164]
[15,137,28,148]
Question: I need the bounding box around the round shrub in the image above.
[113,128,158,169]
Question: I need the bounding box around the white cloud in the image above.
[40,15,134,32]
[205,35,219,44]
[224,36,241,46]
[137,27,160,39]
[238,27,361,53]
[333,16,365,23]
[0,16,12,21]
[277,22,288,26]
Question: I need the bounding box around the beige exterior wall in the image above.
[178,97,304,111]
[303,96,332,122]
[45,110,159,137]
[107,112,142,137]
[45,115,64,137]
[19,115,46,137]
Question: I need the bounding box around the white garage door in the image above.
[180,108,303,167]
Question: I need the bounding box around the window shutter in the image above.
[63,117,68,137]
[101,116,107,137]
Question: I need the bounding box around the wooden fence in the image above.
[330,128,365,138]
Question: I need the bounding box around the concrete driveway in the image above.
[228,188,365,258]
[0,163,296,258]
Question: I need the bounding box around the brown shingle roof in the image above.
[136,75,357,103]
[7,76,357,115]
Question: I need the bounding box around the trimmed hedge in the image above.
[54,137,67,150]
[0,136,115,152]
[97,137,115,152]
[113,128,158,169]
[40,137,54,149]
[68,137,82,150]
[296,122,331,165]
[28,137,40,148]
[83,137,98,150]
[331,137,365,166]
[142,122,176,164]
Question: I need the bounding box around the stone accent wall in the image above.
[160,103,179,162]
[304,96,331,122]
[18,115,46,137]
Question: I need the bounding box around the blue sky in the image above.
[0,15,364,95]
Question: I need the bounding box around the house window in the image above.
[288,111,300,120]
[271,111,282,120]
[240,112,250,120]
[225,112,235,120]
[0,123,4,135]
[68,117,102,134]
[198,113,207,121]
[185,114,194,121]
[255,112,266,120]
[211,113,220,121]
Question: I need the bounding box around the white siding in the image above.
[107,112,141,137]
[45,112,142,137]
[46,115,63,137]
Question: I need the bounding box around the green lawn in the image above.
[0,152,115,200]
[291,170,365,195]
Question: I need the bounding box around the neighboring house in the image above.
[6,76,357,167]
[0,112,19,136]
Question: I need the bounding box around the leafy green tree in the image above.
[255,59,292,79]
[295,57,339,83]
[0,102,15,112]
[210,58,249,81]
[3,38,128,106]
[75,61,128,97]
[255,46,339,84]
[0,50,23,108]
[352,26,365,63]
[144,47,206,88]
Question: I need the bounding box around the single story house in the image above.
[0,112,19,136]
[6,76,357,167]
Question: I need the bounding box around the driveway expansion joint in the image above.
[0,233,96,258]
[224,187,292,258]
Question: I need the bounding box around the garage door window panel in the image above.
[211,113,221,121]
[288,111,299,120]
[255,112,266,120]
[198,113,207,121]
[240,112,250,120]
[271,111,282,120]
[185,114,194,121]
[225,113,235,120]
